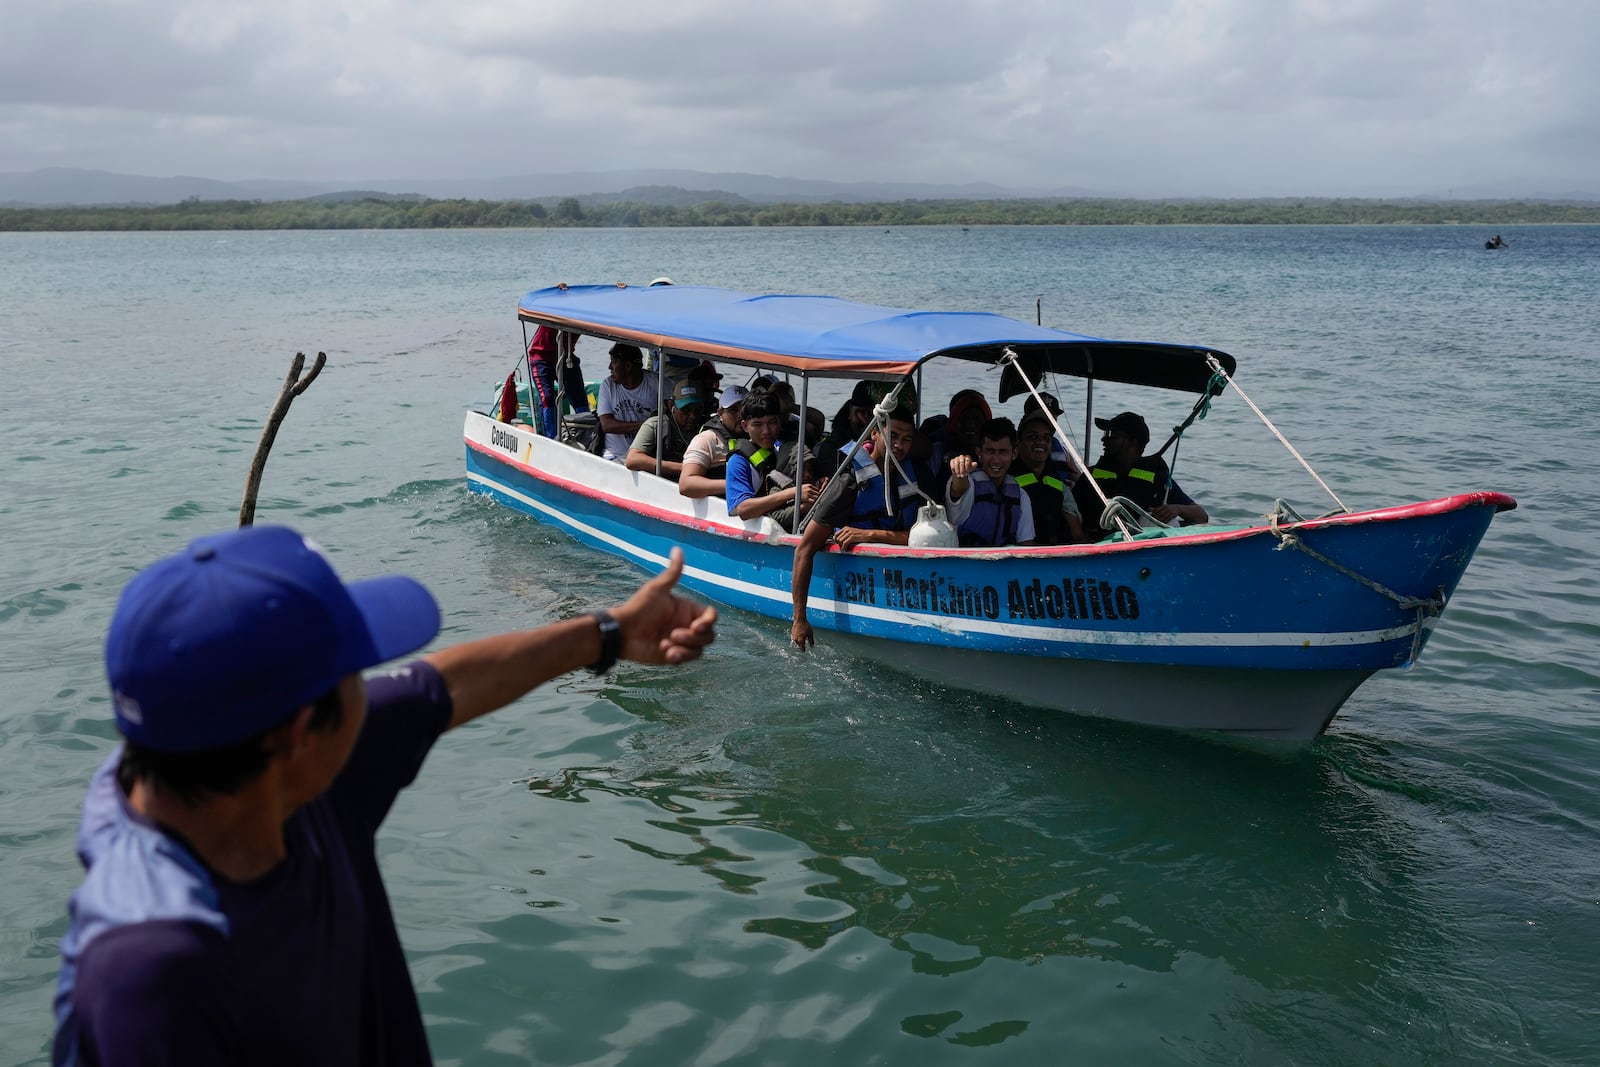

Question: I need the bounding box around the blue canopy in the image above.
[516,284,1235,394]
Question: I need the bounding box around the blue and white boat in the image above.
[464,283,1515,740]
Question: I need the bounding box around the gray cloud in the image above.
[1,0,1595,195]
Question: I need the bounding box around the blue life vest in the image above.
[958,475,1022,547]
[847,452,929,530]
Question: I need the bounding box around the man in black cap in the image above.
[52,525,716,1065]
[1071,411,1208,539]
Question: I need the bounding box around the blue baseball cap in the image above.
[105,525,442,752]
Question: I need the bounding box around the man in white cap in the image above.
[52,525,715,1065]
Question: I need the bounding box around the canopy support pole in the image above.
[654,347,666,478]
[998,347,1136,540]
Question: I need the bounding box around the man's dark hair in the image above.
[949,388,986,413]
[883,404,917,428]
[980,416,1018,448]
[608,343,643,362]
[117,684,346,806]
[740,385,785,422]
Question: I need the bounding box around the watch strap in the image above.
[586,610,622,674]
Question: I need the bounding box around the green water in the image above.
[3,226,1598,1064]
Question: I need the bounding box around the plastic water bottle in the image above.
[908,502,958,548]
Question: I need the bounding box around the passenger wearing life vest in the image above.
[724,385,820,532]
[679,385,749,500]
[790,403,928,651]
[1071,411,1208,540]
[921,389,992,479]
[945,417,1036,548]
[1012,412,1087,545]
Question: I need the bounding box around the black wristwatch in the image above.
[586,610,622,674]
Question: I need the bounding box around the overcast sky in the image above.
[2,0,1595,196]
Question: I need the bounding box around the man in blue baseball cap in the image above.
[52,525,715,1065]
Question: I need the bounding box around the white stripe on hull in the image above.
[468,468,1426,654]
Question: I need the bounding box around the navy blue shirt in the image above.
[53,661,453,1066]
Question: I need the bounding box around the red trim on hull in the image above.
[468,435,1517,562]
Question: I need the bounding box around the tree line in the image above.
[4,195,1599,231]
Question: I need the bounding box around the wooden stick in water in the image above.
[239,351,327,527]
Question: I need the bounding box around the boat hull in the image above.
[464,413,1513,740]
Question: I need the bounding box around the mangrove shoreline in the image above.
[4,196,1599,232]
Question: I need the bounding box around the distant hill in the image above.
[0,167,334,206]
[303,189,426,204]
[579,185,753,207]
[0,166,1097,207]
[3,167,1596,209]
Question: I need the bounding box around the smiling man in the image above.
[52,525,715,1066]
[1012,411,1086,545]
[724,385,819,531]
[945,416,1035,547]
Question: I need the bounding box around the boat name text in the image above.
[490,425,520,453]
[840,569,1140,623]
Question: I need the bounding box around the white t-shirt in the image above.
[598,373,662,461]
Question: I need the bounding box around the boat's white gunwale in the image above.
[464,427,1511,562]
[465,443,1442,653]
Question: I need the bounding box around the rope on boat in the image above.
[871,382,942,512]
[997,347,1141,539]
[1099,496,1164,534]
[1267,500,1446,667]
[1152,366,1227,505]
[1205,355,1351,514]
[797,378,941,533]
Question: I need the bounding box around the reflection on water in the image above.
[468,654,1510,1062]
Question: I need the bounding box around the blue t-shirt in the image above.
[723,450,763,512]
[53,661,454,1067]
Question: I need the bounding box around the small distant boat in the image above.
[464,284,1515,740]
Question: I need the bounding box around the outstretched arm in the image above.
[429,548,717,730]
[789,519,835,650]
